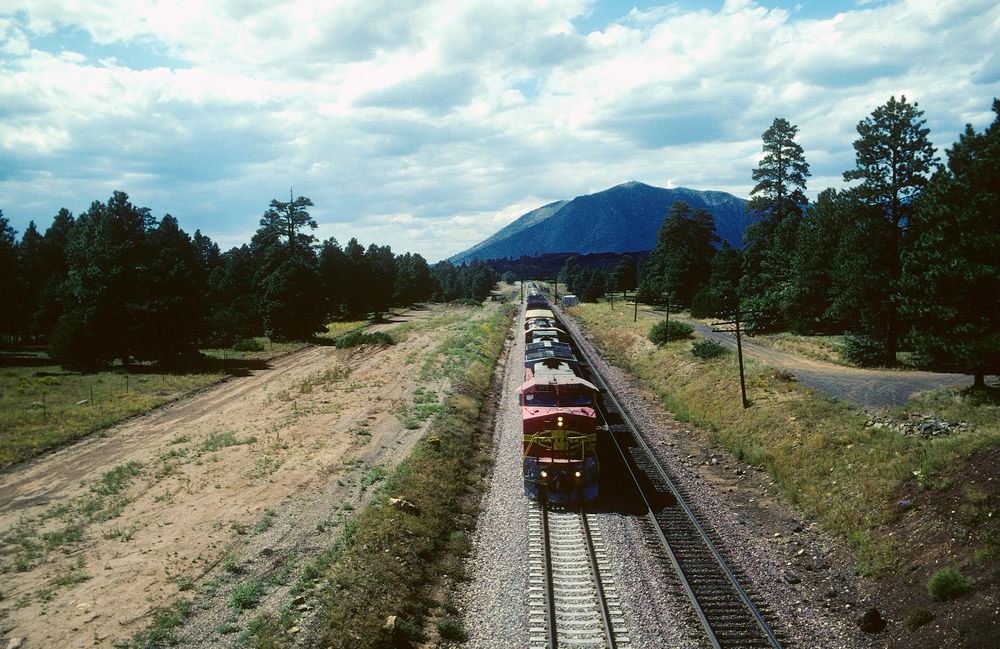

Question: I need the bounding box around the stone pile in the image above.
[865,414,970,438]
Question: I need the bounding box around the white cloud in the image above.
[0,0,997,261]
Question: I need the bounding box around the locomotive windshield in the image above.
[523,391,558,407]
[559,389,595,407]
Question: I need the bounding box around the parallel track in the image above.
[554,303,785,649]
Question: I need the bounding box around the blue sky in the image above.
[1,0,997,261]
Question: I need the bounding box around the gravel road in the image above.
[678,317,986,409]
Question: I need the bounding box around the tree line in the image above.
[564,97,999,385]
[0,193,497,366]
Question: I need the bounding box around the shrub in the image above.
[649,319,694,345]
[232,338,264,352]
[927,567,972,601]
[691,339,727,359]
[334,330,395,349]
[436,616,467,641]
[842,333,890,367]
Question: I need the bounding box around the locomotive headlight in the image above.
[557,416,564,427]
[540,470,548,478]
[574,471,582,478]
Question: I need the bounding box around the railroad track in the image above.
[555,304,785,649]
[528,503,631,649]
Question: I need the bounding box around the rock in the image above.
[389,497,419,514]
[6,639,25,649]
[858,606,887,633]
[824,589,838,599]
[384,615,398,631]
[783,571,801,585]
[789,522,804,533]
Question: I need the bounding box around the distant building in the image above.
[561,294,579,307]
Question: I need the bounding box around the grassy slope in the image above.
[568,303,999,575]
[236,301,517,649]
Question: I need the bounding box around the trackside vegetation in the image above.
[239,302,516,648]
[568,303,1000,575]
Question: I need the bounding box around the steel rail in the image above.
[553,303,783,649]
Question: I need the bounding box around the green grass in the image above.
[0,362,224,469]
[569,302,1000,575]
[0,338,305,470]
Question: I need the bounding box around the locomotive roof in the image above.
[519,375,598,393]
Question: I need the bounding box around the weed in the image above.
[215,621,240,634]
[168,435,190,445]
[92,461,144,496]
[41,524,84,549]
[246,456,283,480]
[927,567,972,600]
[253,509,276,534]
[201,430,241,451]
[361,465,387,489]
[176,575,194,591]
[231,577,265,612]
[904,607,934,629]
[52,566,90,586]
[222,552,240,573]
[36,588,54,602]
[102,524,138,542]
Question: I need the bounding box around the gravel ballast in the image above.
[459,303,878,648]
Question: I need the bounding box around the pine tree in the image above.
[843,95,939,362]
[901,100,1000,386]
[742,117,810,329]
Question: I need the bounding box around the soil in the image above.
[871,448,999,649]
[0,305,483,649]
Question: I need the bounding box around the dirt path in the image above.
[677,317,984,409]
[0,305,483,648]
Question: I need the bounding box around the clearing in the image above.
[0,304,486,648]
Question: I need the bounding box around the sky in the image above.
[1,0,997,262]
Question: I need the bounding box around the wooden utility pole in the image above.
[711,306,756,409]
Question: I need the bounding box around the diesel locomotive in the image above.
[520,287,600,503]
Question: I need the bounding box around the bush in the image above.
[842,333,890,367]
[231,338,264,352]
[927,567,972,601]
[649,319,694,345]
[691,339,727,359]
[334,330,395,349]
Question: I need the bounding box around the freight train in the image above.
[520,287,600,503]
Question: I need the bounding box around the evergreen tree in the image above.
[785,189,853,333]
[641,201,718,306]
[137,215,206,358]
[50,192,155,366]
[901,99,1000,386]
[0,211,21,341]
[207,245,260,345]
[32,209,75,340]
[741,117,810,329]
[252,194,325,340]
[843,95,939,362]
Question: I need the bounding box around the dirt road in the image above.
[679,317,985,409]
[0,305,483,648]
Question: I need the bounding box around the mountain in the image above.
[448,181,755,264]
